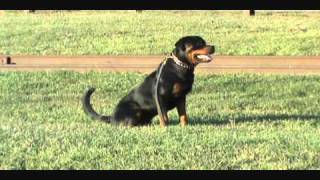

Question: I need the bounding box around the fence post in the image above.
[244,10,255,16]
[24,10,35,13]
[250,10,255,16]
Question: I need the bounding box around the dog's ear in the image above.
[175,41,193,52]
[184,43,193,52]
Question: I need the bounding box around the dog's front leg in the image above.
[157,96,169,127]
[176,96,188,126]
[159,111,169,128]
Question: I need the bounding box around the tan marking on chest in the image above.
[172,83,184,97]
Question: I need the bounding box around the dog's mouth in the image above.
[195,54,213,63]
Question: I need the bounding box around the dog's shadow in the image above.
[187,114,320,126]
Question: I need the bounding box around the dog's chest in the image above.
[159,64,194,98]
[171,82,192,98]
[172,83,185,97]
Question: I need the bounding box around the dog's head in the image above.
[173,36,215,66]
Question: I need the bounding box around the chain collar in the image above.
[168,53,193,70]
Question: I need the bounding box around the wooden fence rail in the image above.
[1,55,320,74]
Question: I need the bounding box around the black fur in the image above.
[82,36,215,126]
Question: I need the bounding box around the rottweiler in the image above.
[82,36,215,127]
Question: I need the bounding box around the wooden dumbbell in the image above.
[1,56,11,65]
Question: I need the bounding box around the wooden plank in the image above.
[1,55,320,74]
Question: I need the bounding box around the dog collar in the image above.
[169,53,193,70]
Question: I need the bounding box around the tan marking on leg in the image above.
[180,114,188,127]
[176,97,188,127]
[159,113,169,128]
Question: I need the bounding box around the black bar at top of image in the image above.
[0,0,320,10]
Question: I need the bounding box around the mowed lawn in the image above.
[1,10,320,56]
[1,71,320,169]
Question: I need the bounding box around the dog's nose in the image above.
[208,45,215,54]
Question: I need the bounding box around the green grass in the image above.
[1,10,320,56]
[1,71,320,169]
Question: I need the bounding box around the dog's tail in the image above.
[82,87,111,123]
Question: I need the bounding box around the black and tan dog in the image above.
[82,36,215,127]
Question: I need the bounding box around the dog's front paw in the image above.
[159,119,169,128]
[181,122,188,127]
